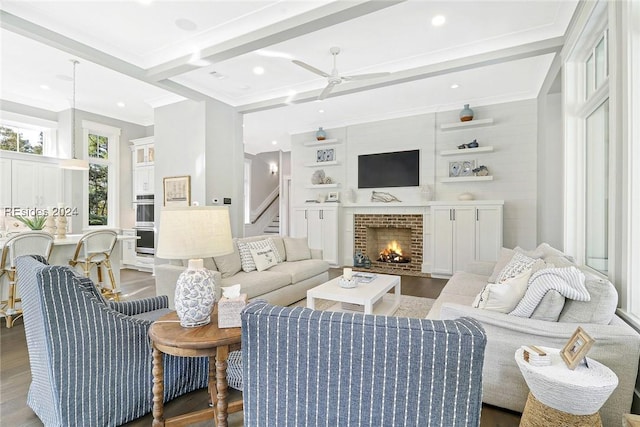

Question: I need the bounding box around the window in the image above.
[585,100,609,273]
[83,121,119,228]
[0,123,51,155]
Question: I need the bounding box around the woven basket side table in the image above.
[515,346,618,427]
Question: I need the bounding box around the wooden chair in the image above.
[69,229,120,301]
[0,231,54,327]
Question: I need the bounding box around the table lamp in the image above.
[156,206,233,327]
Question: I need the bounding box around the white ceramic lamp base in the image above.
[175,259,216,328]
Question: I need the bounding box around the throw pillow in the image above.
[474,269,532,313]
[283,237,311,262]
[214,240,242,278]
[236,241,257,273]
[529,290,566,321]
[248,244,278,272]
[264,238,284,263]
[487,248,515,283]
[495,252,537,284]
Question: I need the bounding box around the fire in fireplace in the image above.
[378,240,411,263]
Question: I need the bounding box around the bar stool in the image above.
[69,229,120,301]
[0,231,54,327]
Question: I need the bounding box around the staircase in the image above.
[263,215,280,234]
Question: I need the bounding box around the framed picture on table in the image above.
[560,327,594,370]
[163,175,191,206]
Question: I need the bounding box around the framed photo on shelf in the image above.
[316,148,335,163]
[163,175,191,206]
[560,326,594,370]
[327,191,340,202]
[449,160,476,177]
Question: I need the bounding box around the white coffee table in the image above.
[307,273,401,315]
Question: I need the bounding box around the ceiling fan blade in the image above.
[292,60,330,78]
[342,72,391,81]
[318,82,336,100]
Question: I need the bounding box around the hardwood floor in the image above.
[0,268,521,427]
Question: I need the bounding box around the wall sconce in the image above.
[270,163,278,175]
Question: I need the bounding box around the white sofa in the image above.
[155,235,329,308]
[427,244,640,427]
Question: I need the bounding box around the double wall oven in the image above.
[133,194,155,255]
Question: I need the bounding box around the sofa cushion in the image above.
[537,242,576,263]
[440,272,488,298]
[529,290,566,321]
[269,237,287,262]
[269,259,330,283]
[283,237,311,261]
[214,240,242,278]
[219,270,291,299]
[473,269,531,313]
[558,277,618,324]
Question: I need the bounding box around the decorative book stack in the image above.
[522,345,551,367]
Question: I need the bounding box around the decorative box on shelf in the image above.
[217,294,248,328]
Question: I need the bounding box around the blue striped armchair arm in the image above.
[16,256,209,427]
[109,295,169,316]
[241,301,487,427]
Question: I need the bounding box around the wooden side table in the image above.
[515,346,618,427]
[149,311,242,427]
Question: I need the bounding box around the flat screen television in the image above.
[358,149,420,188]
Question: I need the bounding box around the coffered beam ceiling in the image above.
[0,1,565,117]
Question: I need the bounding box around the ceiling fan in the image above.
[292,46,391,100]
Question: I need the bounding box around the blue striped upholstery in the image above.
[242,301,486,427]
[16,255,209,427]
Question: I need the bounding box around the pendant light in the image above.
[60,59,89,170]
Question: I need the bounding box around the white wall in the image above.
[291,99,539,251]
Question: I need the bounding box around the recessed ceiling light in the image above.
[253,66,265,75]
[450,84,459,89]
[117,102,126,108]
[175,18,197,31]
[432,15,446,26]
[319,109,325,113]
[239,85,251,91]
[39,84,50,90]
[272,140,278,145]
[209,71,226,80]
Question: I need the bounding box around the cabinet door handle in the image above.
[304,210,307,220]
[476,209,479,221]
[320,210,323,220]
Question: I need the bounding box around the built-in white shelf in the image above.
[303,139,340,146]
[440,146,494,156]
[440,176,494,183]
[304,160,340,167]
[305,183,340,189]
[440,118,494,130]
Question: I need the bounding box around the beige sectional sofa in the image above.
[155,235,329,308]
[427,243,640,427]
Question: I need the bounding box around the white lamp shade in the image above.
[156,206,233,259]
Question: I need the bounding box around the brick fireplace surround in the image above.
[353,214,426,277]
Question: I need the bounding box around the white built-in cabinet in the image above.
[0,158,12,208]
[121,229,137,266]
[292,205,340,265]
[431,201,503,277]
[131,137,154,196]
[11,159,61,209]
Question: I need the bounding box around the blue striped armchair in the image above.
[16,255,209,427]
[241,301,487,427]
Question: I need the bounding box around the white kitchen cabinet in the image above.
[0,158,11,208]
[292,205,340,265]
[121,229,137,266]
[431,202,503,278]
[134,166,154,195]
[131,136,154,166]
[11,159,61,209]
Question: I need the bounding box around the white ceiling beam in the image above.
[238,36,565,114]
[144,0,407,82]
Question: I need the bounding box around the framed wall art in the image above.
[327,191,340,202]
[163,175,191,206]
